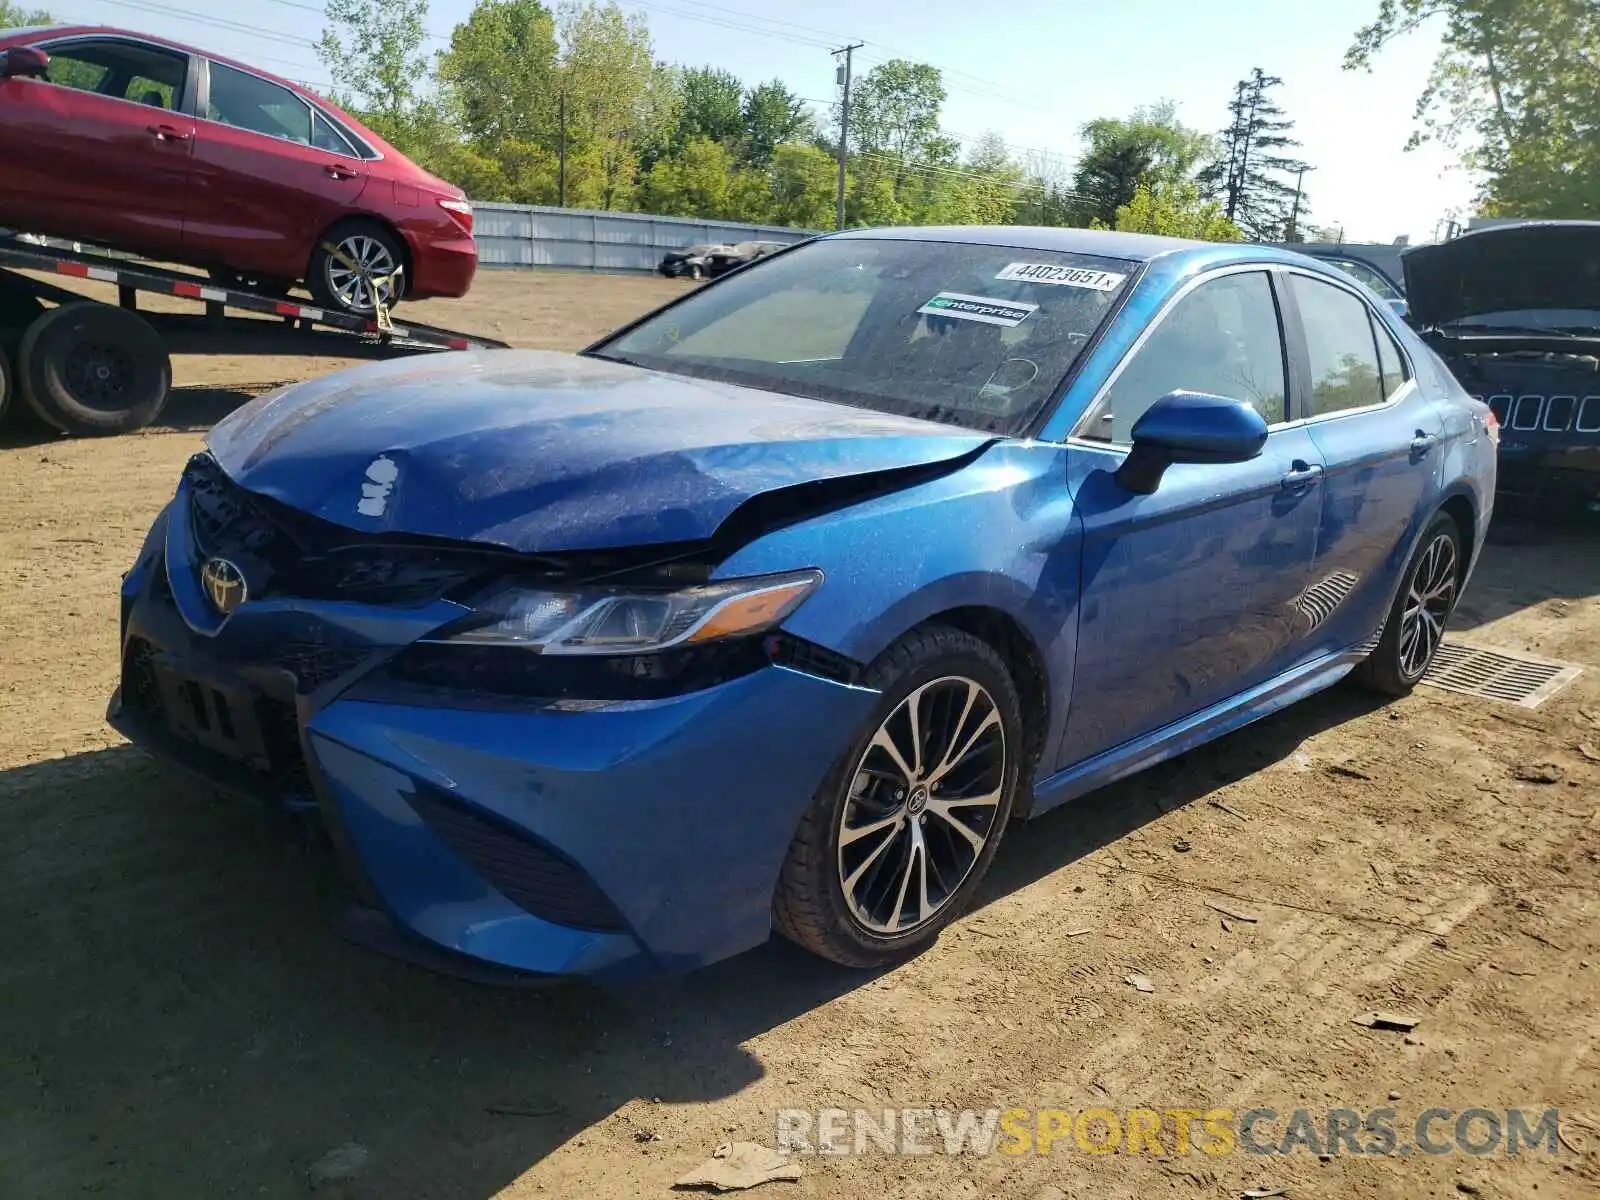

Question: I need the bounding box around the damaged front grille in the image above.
[183,454,501,607]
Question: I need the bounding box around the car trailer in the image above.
[0,234,509,437]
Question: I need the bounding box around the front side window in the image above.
[1080,270,1287,443]
[207,61,311,144]
[1291,274,1386,416]
[41,40,186,109]
[593,238,1135,435]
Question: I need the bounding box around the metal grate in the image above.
[1421,640,1584,708]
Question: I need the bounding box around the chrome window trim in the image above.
[200,58,376,161]
[1068,262,1292,446]
[1070,261,1423,451]
[30,33,194,113]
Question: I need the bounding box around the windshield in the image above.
[592,237,1136,435]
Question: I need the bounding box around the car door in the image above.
[1056,267,1326,768]
[186,59,369,278]
[1279,270,1448,659]
[0,36,194,255]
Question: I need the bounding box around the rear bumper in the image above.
[406,233,477,299]
[112,502,878,980]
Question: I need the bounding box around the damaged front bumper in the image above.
[109,491,879,982]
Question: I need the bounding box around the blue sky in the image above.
[51,0,1476,242]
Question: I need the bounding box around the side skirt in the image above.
[1029,646,1370,817]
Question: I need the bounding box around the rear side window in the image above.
[207,61,311,145]
[1326,257,1403,302]
[1290,275,1386,416]
[1372,316,1409,401]
[310,109,358,156]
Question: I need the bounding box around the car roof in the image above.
[827,225,1377,284]
[830,224,1208,263]
[9,25,325,106]
[5,23,402,160]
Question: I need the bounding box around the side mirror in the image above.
[1,46,50,81]
[1114,390,1269,495]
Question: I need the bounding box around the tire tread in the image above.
[772,624,1020,967]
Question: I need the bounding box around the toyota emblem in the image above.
[200,557,248,615]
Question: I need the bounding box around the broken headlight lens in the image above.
[439,569,823,655]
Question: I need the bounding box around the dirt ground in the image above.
[1,269,1597,1200]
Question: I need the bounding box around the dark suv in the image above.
[1402,221,1600,518]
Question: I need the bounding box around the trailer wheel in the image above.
[18,302,171,436]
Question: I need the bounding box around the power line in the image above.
[82,0,316,47]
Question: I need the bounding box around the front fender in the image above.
[714,441,1084,761]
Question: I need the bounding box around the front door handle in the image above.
[1410,431,1439,461]
[1280,461,1324,492]
[147,124,192,142]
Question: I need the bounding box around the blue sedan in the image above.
[110,227,1497,981]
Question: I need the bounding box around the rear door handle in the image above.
[147,124,191,142]
[1410,431,1439,461]
[1281,461,1324,491]
[325,165,359,180]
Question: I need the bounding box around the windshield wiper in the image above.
[1444,323,1585,337]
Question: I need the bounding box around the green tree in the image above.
[676,66,744,146]
[1072,102,1216,227]
[741,80,811,168]
[1200,69,1312,240]
[437,0,560,155]
[637,136,734,217]
[317,0,430,133]
[768,142,838,228]
[558,1,661,209]
[0,2,53,27]
[848,173,907,227]
[1096,180,1242,241]
[1347,0,1600,218]
[846,59,947,173]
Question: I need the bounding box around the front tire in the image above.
[773,625,1024,968]
[1353,511,1463,696]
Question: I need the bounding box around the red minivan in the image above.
[0,25,476,315]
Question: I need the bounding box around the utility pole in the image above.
[832,42,863,231]
[1285,165,1310,241]
[558,90,567,208]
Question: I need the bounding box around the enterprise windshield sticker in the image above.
[995,262,1127,290]
[918,292,1038,327]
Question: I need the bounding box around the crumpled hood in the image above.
[1401,220,1600,327]
[206,350,991,553]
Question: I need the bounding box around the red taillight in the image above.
[438,198,474,234]
[1484,407,1501,446]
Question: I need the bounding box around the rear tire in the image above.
[17,302,171,436]
[772,625,1024,968]
[0,341,13,429]
[1352,511,1463,696]
[308,219,407,316]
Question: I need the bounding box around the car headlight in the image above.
[437,569,823,655]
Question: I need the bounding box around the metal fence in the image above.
[473,203,820,273]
